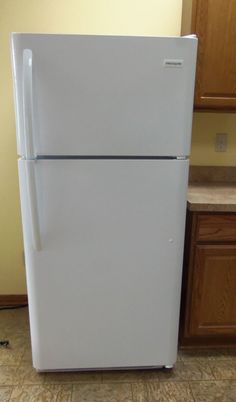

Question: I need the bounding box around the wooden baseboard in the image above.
[0,295,28,306]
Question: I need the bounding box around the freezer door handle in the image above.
[23,49,35,159]
[25,161,41,251]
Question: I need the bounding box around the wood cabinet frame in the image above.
[180,211,236,348]
[181,0,236,111]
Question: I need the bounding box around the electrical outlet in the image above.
[215,133,227,152]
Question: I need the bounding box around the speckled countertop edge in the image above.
[187,167,236,212]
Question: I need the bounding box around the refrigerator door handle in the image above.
[25,161,41,251]
[23,49,35,159]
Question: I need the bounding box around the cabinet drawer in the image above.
[196,214,236,242]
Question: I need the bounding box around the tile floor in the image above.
[0,307,236,401]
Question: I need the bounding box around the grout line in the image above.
[144,382,149,402]
[188,380,197,402]
[207,361,218,381]
[69,384,73,402]
[130,383,134,402]
[8,386,15,402]
[131,382,149,402]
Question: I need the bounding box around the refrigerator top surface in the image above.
[12,33,196,38]
[11,34,197,157]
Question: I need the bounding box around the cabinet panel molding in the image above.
[189,244,236,336]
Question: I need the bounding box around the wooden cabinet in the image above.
[181,0,236,110]
[180,212,236,347]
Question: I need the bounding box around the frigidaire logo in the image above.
[164,59,184,67]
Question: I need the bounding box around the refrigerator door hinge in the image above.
[182,34,197,39]
[176,156,188,160]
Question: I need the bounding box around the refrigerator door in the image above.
[12,34,197,157]
[19,158,188,370]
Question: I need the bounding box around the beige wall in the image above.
[0,0,235,294]
[191,113,236,166]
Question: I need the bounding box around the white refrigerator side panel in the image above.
[12,34,197,157]
[18,161,42,366]
[19,159,188,370]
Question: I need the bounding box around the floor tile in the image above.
[190,380,236,402]
[176,353,182,362]
[146,381,195,402]
[2,333,30,351]
[131,383,148,402]
[144,362,214,382]
[210,361,236,380]
[0,348,24,366]
[72,383,132,402]
[0,367,19,386]
[9,384,72,402]
[20,348,32,365]
[44,371,102,384]
[16,364,45,385]
[0,309,29,335]
[102,369,146,383]
[0,330,31,368]
[179,348,236,363]
[0,387,13,402]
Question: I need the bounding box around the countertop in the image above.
[187,182,236,212]
[187,167,236,212]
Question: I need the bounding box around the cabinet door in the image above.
[189,245,236,336]
[189,0,236,109]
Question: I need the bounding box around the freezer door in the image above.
[18,158,188,370]
[12,34,197,157]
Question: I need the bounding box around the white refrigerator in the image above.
[11,34,197,371]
